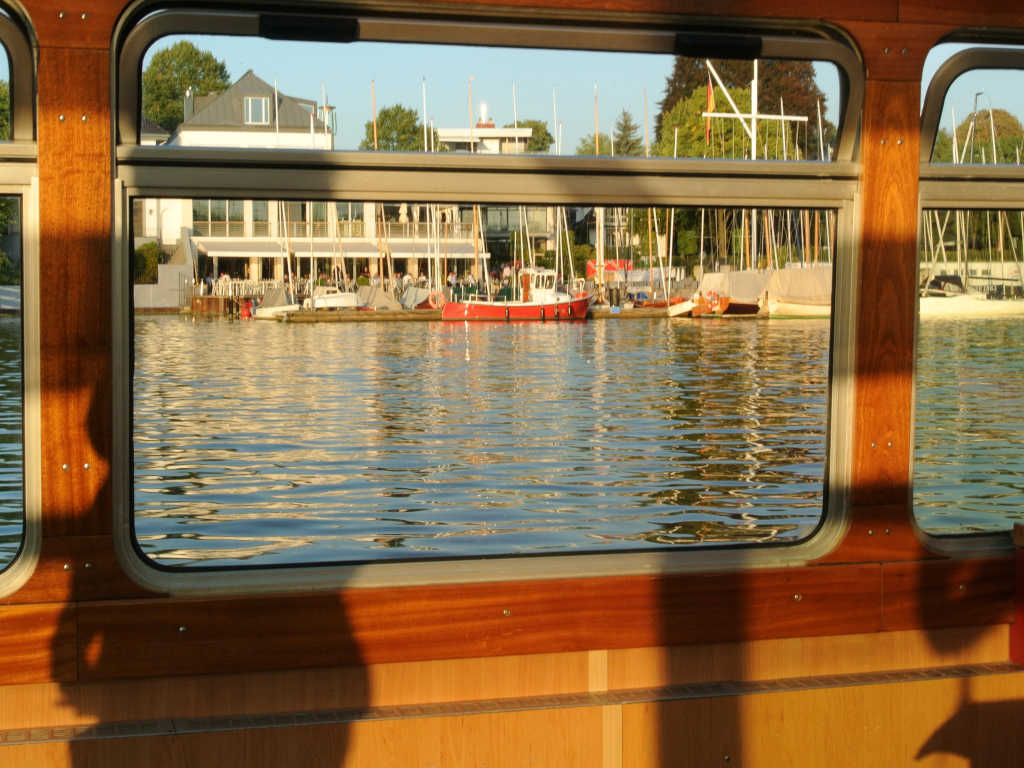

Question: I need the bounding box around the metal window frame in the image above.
[0,3,40,596]
[111,4,865,595]
[915,45,1024,557]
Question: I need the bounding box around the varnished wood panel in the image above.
[37,46,112,539]
[4,536,157,605]
[71,566,880,681]
[882,557,1014,632]
[850,79,921,509]
[30,0,120,49]
[0,604,76,684]
[842,21,948,81]
[608,625,1011,690]
[817,504,937,563]
[900,0,1024,27]
[623,671,1024,767]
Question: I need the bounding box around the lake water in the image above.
[132,316,830,567]
[1,313,1020,572]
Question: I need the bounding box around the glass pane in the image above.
[915,208,1024,534]
[140,34,842,160]
[132,196,835,568]
[927,52,1024,164]
[0,196,23,571]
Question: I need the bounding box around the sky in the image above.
[145,34,841,152]
[141,35,1024,153]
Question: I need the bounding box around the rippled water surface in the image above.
[133,316,831,567]
[915,317,1024,534]
[0,318,22,568]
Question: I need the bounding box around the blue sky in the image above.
[145,35,842,152]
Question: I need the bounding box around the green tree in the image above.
[575,132,613,156]
[656,58,832,159]
[133,241,165,284]
[504,118,554,152]
[360,104,440,151]
[936,109,1024,164]
[612,110,644,156]
[142,42,230,133]
[655,84,794,160]
[0,81,10,140]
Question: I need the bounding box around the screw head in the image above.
[58,115,65,123]
[896,139,903,146]
[883,47,890,54]
[62,563,71,571]
[84,562,93,569]
[61,463,69,470]
[868,529,875,536]
[793,593,803,602]
[81,13,87,20]
[58,11,65,19]
[81,114,87,122]
[178,625,187,633]
[502,609,510,617]
[83,462,90,470]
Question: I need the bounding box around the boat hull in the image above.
[442,295,590,321]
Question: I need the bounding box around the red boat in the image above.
[442,268,591,321]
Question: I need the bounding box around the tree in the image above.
[655,58,832,158]
[0,81,10,141]
[612,110,644,156]
[360,104,439,151]
[142,42,230,133]
[933,109,1024,164]
[133,241,165,284]
[504,119,554,153]
[575,132,613,156]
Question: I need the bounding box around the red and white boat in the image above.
[442,268,590,321]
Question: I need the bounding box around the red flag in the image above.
[705,78,715,144]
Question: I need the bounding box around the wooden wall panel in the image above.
[842,21,947,81]
[622,671,1024,768]
[30,0,120,49]
[882,557,1015,632]
[0,604,76,684]
[849,79,921,513]
[70,566,880,681]
[36,45,112,540]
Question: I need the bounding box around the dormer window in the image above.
[244,96,270,125]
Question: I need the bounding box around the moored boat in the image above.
[442,267,590,321]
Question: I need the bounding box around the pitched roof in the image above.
[140,116,169,138]
[180,70,327,132]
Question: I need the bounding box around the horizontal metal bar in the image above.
[118,164,856,208]
[920,178,1024,208]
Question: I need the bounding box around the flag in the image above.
[705,78,715,144]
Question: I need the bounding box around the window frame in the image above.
[244,95,270,125]
[915,45,1024,557]
[0,7,41,598]
[111,5,864,596]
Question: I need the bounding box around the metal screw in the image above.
[81,12,87,20]
[879,140,886,147]
[84,562,93,569]
[58,115,65,123]
[62,563,70,571]
[61,463,69,470]
[885,529,891,535]
[887,441,894,448]
[58,11,65,19]
[901,48,908,55]
[502,609,510,617]
[959,584,966,591]
[83,462,90,470]
[81,115,87,122]
[883,47,890,54]
[868,529,875,536]
[793,593,803,602]
[724,757,731,763]
[178,625,187,633]
[896,138,903,146]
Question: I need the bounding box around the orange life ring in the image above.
[427,290,446,309]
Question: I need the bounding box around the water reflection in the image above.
[915,317,1024,533]
[0,318,21,569]
[133,317,830,567]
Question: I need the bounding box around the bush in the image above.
[133,241,164,284]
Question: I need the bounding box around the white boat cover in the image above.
[697,269,772,304]
[765,264,832,306]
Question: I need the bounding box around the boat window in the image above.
[122,18,856,162]
[127,194,841,571]
[917,44,1024,542]
[114,11,859,590]
[916,206,1024,536]
[0,194,21,573]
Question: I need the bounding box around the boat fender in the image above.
[554,304,559,320]
[505,306,510,322]
[541,307,545,322]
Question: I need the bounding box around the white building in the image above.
[438,102,532,154]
